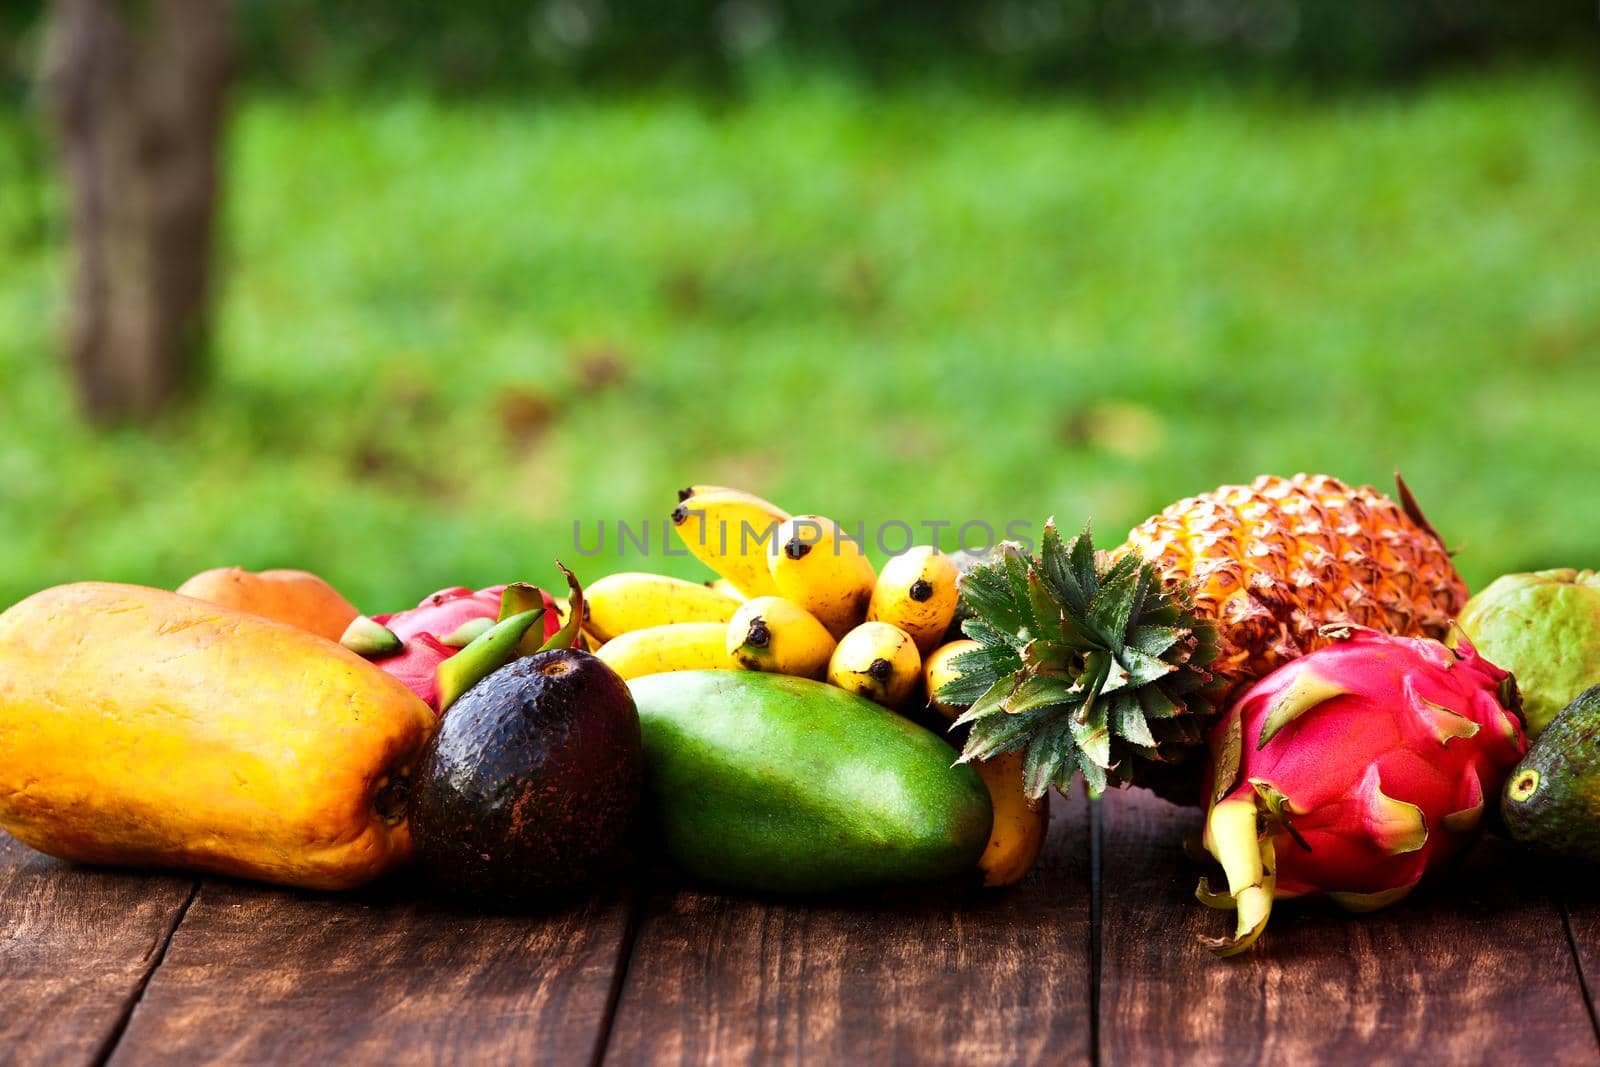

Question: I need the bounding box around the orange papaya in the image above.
[176,566,360,643]
[0,583,436,890]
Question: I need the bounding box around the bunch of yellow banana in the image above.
[655,486,981,712]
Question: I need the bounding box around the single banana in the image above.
[828,621,921,708]
[869,546,959,655]
[766,515,877,639]
[975,750,1050,887]
[726,596,836,678]
[586,572,741,643]
[596,622,736,680]
[671,487,789,598]
[708,578,747,603]
[924,638,980,721]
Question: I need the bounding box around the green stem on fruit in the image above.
[538,561,585,652]
[436,609,544,713]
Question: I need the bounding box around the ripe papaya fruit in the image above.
[176,566,360,643]
[0,583,436,890]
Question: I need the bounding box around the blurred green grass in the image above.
[2,68,1598,612]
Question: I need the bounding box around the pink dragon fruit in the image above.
[377,584,563,645]
[1199,625,1527,956]
[346,582,572,713]
[371,633,456,710]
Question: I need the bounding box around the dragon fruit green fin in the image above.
[435,609,543,713]
[1257,671,1348,749]
[440,616,495,649]
[341,616,403,658]
[1199,796,1277,957]
[1356,764,1429,856]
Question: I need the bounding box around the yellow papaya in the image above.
[176,565,360,643]
[0,582,436,890]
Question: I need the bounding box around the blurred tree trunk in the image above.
[45,0,232,422]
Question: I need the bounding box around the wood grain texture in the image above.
[604,790,1093,1067]
[9,791,1600,1065]
[1556,877,1600,1049]
[1098,788,1600,1066]
[105,877,634,1066]
[0,831,196,1067]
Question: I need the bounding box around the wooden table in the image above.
[5,789,1597,1066]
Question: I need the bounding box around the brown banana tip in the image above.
[746,618,771,648]
[784,538,811,560]
[909,579,934,602]
[671,504,689,525]
[868,657,893,681]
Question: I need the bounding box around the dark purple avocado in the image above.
[408,648,642,905]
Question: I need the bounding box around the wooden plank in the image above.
[105,878,634,1066]
[1098,788,1599,1066]
[1557,885,1600,1047]
[0,831,197,1067]
[604,791,1093,1067]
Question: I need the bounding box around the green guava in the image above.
[1457,569,1600,738]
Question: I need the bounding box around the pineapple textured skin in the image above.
[1121,473,1468,700]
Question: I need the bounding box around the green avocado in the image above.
[629,670,993,893]
[1501,685,1600,862]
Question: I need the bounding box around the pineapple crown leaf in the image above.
[940,521,1221,800]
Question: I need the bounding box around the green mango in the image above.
[1502,685,1600,862]
[629,670,993,892]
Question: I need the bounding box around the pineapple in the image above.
[945,474,1467,802]
[1120,473,1467,698]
